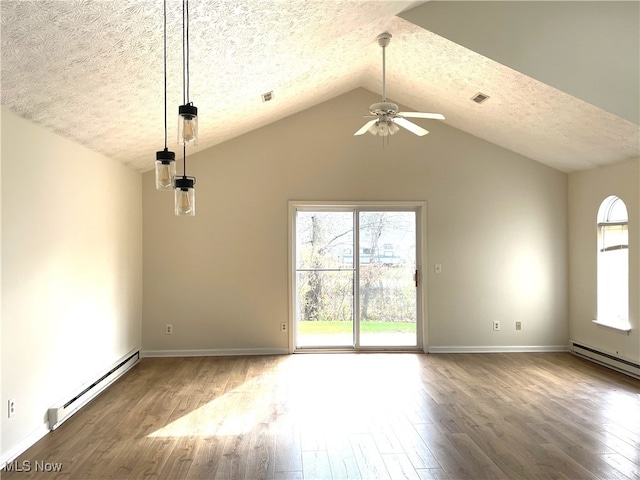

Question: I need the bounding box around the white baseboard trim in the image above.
[427,345,570,354]
[141,348,290,358]
[0,424,49,470]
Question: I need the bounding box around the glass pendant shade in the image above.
[178,103,198,145]
[155,149,176,190]
[369,119,399,136]
[174,176,195,216]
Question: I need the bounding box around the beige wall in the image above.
[401,1,640,124]
[568,158,640,363]
[1,107,143,460]
[142,88,569,354]
[0,104,3,459]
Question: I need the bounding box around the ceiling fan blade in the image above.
[354,119,379,136]
[398,112,445,120]
[393,117,429,136]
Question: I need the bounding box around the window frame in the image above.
[594,196,631,333]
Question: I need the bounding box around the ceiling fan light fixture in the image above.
[368,119,399,137]
[354,32,444,138]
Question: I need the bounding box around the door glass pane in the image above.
[296,270,354,347]
[358,211,417,347]
[296,211,354,347]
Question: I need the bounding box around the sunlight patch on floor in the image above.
[146,354,424,439]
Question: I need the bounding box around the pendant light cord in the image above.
[186,0,190,104]
[182,0,189,177]
[163,0,168,149]
[183,144,187,176]
[182,0,190,106]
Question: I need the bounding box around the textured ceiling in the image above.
[1,0,638,173]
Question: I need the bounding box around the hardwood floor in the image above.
[3,352,639,479]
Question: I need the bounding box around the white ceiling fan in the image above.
[355,33,445,137]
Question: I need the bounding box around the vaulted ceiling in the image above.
[1,1,638,173]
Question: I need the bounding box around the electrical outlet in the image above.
[493,321,501,331]
[8,398,16,418]
[165,324,173,335]
[281,322,288,332]
[516,321,522,331]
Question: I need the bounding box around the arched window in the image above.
[596,196,629,329]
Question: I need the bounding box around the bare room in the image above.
[1,1,639,478]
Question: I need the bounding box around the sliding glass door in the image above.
[358,211,417,347]
[293,205,421,350]
[295,210,354,347]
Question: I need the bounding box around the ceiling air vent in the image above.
[471,92,490,104]
[261,91,274,103]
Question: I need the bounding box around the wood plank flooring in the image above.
[2,352,639,479]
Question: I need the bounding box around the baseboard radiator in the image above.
[48,350,140,430]
[571,342,640,380]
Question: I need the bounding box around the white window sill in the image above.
[592,319,632,334]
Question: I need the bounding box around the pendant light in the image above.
[178,103,198,145]
[175,146,196,216]
[175,0,196,216]
[155,0,175,190]
[177,0,197,146]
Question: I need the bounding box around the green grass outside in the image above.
[298,320,415,334]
